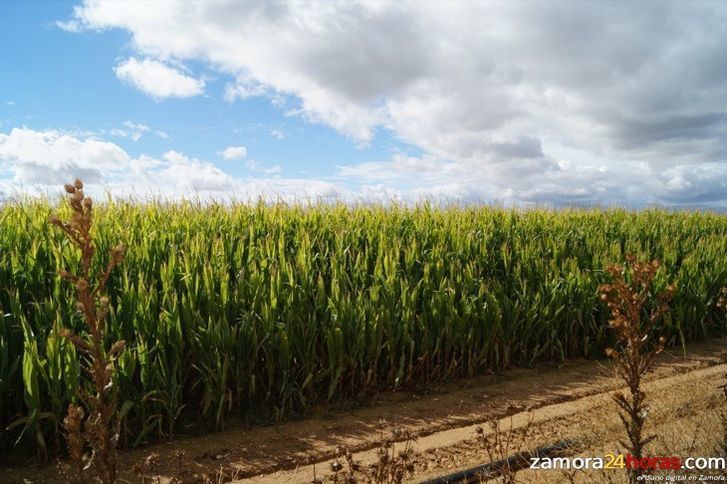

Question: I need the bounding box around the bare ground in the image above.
[2,339,726,483]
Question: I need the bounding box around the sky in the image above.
[1,1,726,207]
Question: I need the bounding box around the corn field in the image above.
[1,200,725,459]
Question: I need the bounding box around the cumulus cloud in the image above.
[218,145,247,160]
[60,1,727,206]
[337,152,727,208]
[114,57,205,99]
[0,127,336,200]
[0,127,130,184]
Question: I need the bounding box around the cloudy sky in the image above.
[1,1,726,207]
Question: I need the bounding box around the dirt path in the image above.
[3,339,726,483]
[250,362,726,483]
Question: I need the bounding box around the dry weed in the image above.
[599,255,674,483]
[51,179,127,483]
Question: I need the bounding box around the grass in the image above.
[1,198,725,460]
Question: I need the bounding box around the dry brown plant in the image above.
[717,287,727,457]
[599,255,675,484]
[323,419,415,484]
[50,179,127,483]
[474,411,534,484]
[366,420,416,484]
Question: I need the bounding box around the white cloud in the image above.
[2,128,722,206]
[156,150,236,191]
[338,153,456,181]
[246,159,282,175]
[0,127,130,184]
[55,19,82,33]
[108,120,169,141]
[224,79,269,102]
[114,57,205,99]
[336,151,727,208]
[110,120,150,141]
[60,1,727,206]
[123,121,150,139]
[0,127,335,201]
[218,145,247,160]
[270,129,287,140]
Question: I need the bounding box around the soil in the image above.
[2,339,726,483]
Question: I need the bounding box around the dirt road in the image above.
[242,340,727,484]
[4,339,726,483]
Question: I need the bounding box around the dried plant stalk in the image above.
[51,179,127,484]
[717,288,727,457]
[475,412,534,484]
[599,254,675,484]
[62,404,86,483]
[326,420,414,484]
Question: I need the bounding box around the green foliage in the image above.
[1,200,725,458]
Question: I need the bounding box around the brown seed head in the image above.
[112,244,127,262]
[64,183,76,194]
[74,179,83,189]
[66,403,84,421]
[109,340,126,358]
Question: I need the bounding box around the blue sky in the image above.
[0,1,404,191]
[1,1,726,206]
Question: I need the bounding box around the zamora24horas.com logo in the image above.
[530,453,726,476]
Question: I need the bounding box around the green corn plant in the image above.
[0,195,725,460]
[7,321,57,461]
